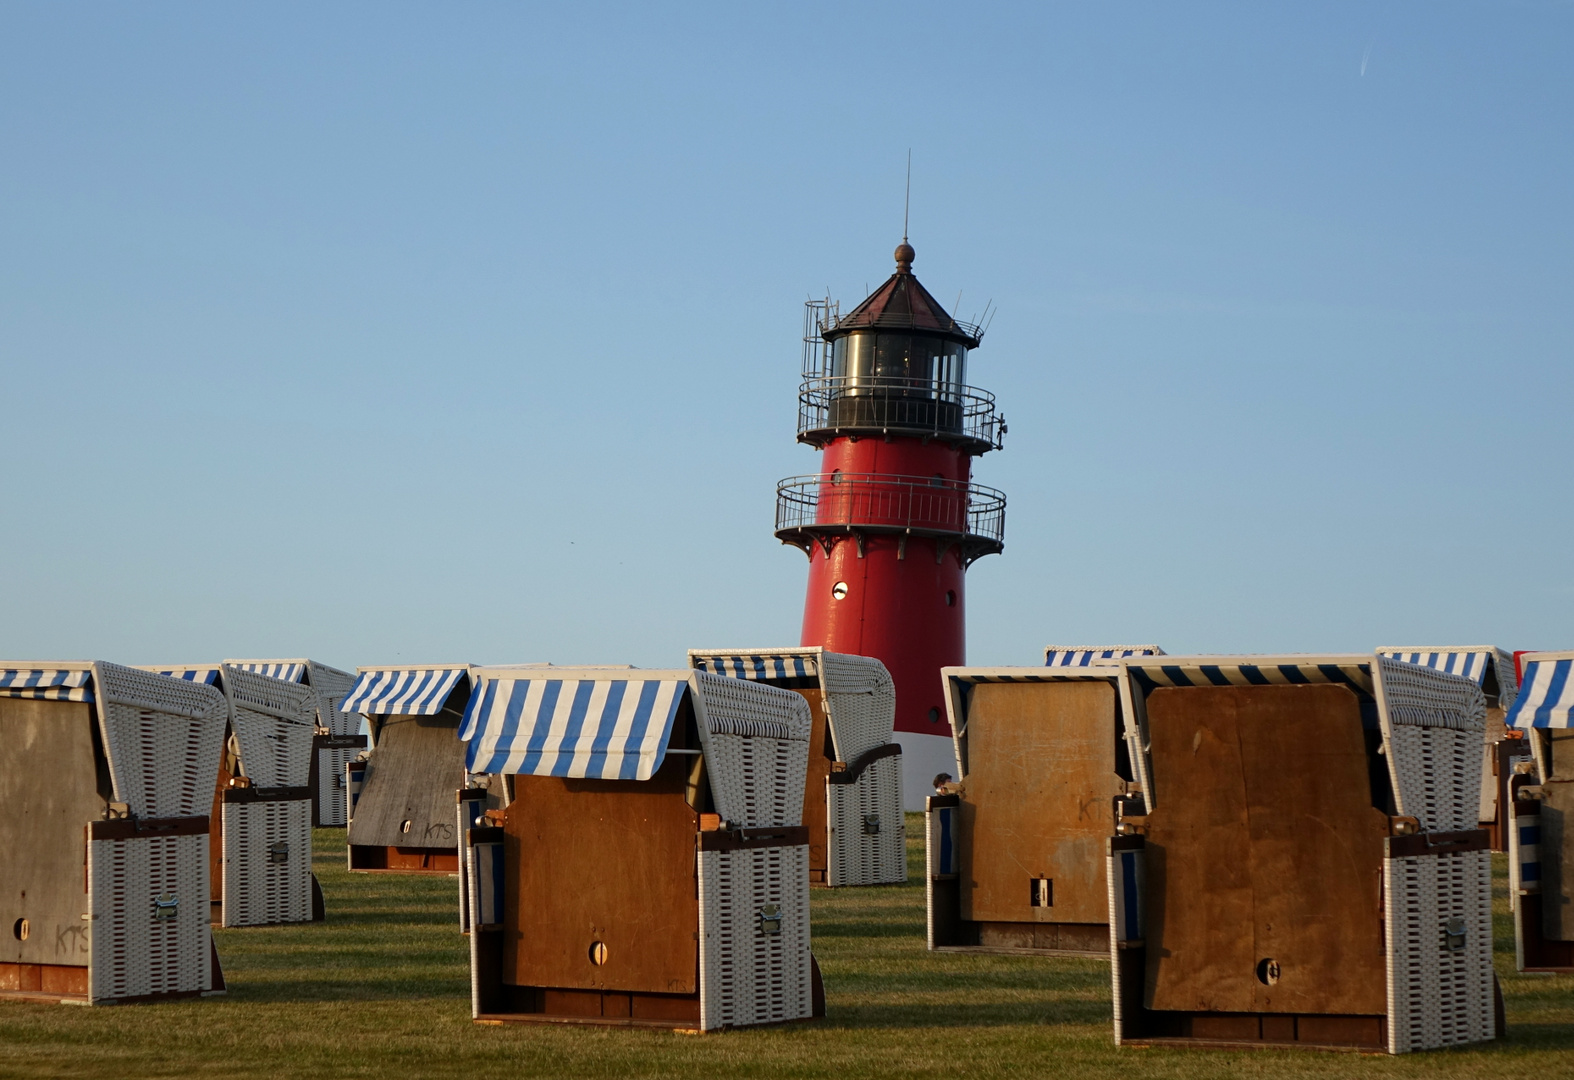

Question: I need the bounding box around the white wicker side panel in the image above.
[221,799,313,927]
[229,707,315,789]
[697,845,813,1031]
[818,653,895,762]
[1387,726,1481,834]
[316,745,354,826]
[88,832,210,1002]
[1384,850,1495,1053]
[826,755,906,886]
[306,662,358,736]
[704,733,810,830]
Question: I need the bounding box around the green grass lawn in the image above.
[1,816,1570,1079]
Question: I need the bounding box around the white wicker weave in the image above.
[226,658,359,735]
[221,798,313,927]
[95,663,228,819]
[827,753,905,886]
[1374,655,1488,833]
[690,670,811,829]
[697,844,814,1031]
[1384,849,1495,1052]
[315,743,357,826]
[88,830,211,1002]
[220,666,318,788]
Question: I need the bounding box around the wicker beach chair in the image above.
[226,659,361,827]
[926,660,1148,957]
[0,662,227,1004]
[1106,653,1500,1054]
[688,648,904,887]
[459,666,823,1031]
[144,665,322,928]
[339,664,476,874]
[1504,650,1574,973]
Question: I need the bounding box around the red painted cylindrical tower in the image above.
[776,241,1005,809]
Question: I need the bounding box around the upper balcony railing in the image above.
[774,472,1006,565]
[796,375,1005,452]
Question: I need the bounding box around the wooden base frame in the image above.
[348,844,458,874]
[0,939,227,1006]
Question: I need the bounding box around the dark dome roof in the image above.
[825,243,981,348]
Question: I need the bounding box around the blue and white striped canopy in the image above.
[691,653,817,680]
[460,674,686,780]
[232,662,306,683]
[0,667,93,702]
[342,668,469,716]
[1508,655,1574,730]
[152,667,222,686]
[1124,658,1374,698]
[1377,649,1504,687]
[1045,646,1164,668]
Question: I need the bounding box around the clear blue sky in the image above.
[1,3,1568,670]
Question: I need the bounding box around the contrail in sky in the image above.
[1361,42,1372,77]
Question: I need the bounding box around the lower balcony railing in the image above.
[774,472,1006,564]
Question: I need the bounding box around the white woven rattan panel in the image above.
[316,745,354,826]
[1384,850,1494,1053]
[826,754,906,886]
[1387,727,1481,834]
[223,667,317,788]
[88,832,210,1003]
[221,798,313,927]
[94,663,227,819]
[306,661,358,735]
[693,672,811,828]
[818,653,895,762]
[698,844,813,1031]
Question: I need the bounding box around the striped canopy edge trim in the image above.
[1375,647,1509,690]
[231,661,307,683]
[1507,652,1574,730]
[0,666,94,702]
[1044,645,1165,667]
[947,665,1122,685]
[341,667,469,716]
[151,667,222,687]
[1122,656,1376,699]
[460,672,687,781]
[688,650,819,680]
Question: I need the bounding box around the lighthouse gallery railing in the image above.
[774,473,1006,546]
[796,376,1004,450]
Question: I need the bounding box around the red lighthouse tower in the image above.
[776,240,1006,809]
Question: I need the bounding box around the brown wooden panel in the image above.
[209,730,236,903]
[0,699,105,967]
[1541,780,1574,940]
[1144,684,1389,1016]
[346,713,465,850]
[797,687,831,875]
[504,753,699,995]
[959,681,1121,925]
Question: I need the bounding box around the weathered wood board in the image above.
[958,680,1122,926]
[1143,684,1388,1016]
[347,713,466,851]
[798,687,832,876]
[504,753,699,995]
[0,699,106,968]
[1542,779,1574,941]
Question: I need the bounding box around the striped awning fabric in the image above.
[1045,646,1164,667]
[0,667,93,702]
[460,674,686,780]
[690,653,818,680]
[341,668,469,716]
[1123,658,1375,698]
[1508,654,1574,730]
[1377,648,1506,688]
[232,661,306,683]
[153,668,222,686]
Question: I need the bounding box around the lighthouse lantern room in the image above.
[776,241,1006,809]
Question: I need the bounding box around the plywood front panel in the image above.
[346,714,466,850]
[505,754,699,995]
[0,699,105,966]
[959,681,1122,925]
[798,687,831,874]
[1143,684,1388,1016]
[1540,780,1574,941]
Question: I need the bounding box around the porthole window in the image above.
[830,469,843,485]
[831,581,849,600]
[928,707,941,724]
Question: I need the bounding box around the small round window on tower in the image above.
[928,707,941,724]
[831,581,849,600]
[830,469,843,485]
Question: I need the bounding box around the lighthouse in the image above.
[775,240,1006,810]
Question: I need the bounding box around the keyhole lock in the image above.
[1256,958,1281,986]
[589,941,608,966]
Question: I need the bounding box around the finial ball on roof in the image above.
[895,241,915,271]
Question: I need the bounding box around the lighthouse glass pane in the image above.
[832,333,967,398]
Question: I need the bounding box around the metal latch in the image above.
[269,842,290,864]
[153,894,179,921]
[1443,917,1467,952]
[862,813,881,836]
[758,904,783,936]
